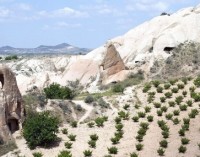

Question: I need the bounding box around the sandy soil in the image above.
[3,80,200,157]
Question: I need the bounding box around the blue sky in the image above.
[0,0,199,48]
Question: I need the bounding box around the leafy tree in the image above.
[44,83,74,99]
[23,111,59,149]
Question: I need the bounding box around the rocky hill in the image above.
[0,43,91,55]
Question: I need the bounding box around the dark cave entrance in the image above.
[8,119,19,133]
[0,74,4,88]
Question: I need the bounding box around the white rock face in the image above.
[5,4,200,94]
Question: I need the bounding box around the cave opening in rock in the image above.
[0,74,4,88]
[163,47,175,52]
[7,119,19,133]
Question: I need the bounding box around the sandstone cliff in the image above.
[0,65,24,143]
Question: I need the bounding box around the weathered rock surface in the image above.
[0,65,24,143]
[100,44,127,84]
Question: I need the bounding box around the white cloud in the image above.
[43,22,81,30]
[0,7,12,18]
[38,7,88,18]
[126,1,169,12]
[17,3,31,11]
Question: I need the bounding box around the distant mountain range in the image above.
[0,43,91,55]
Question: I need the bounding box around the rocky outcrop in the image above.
[100,44,127,83]
[0,65,24,143]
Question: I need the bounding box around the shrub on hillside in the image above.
[44,83,74,99]
[112,84,124,93]
[84,95,95,103]
[23,111,59,149]
[194,76,200,87]
[5,55,18,60]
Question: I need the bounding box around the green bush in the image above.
[162,131,169,139]
[160,97,166,103]
[132,116,139,122]
[135,143,143,151]
[137,112,146,118]
[181,77,188,84]
[123,104,130,110]
[171,87,178,93]
[157,148,165,156]
[140,122,149,130]
[183,118,190,125]
[147,115,153,122]
[161,106,168,112]
[115,131,124,139]
[90,134,99,141]
[157,110,163,116]
[157,86,163,93]
[62,128,68,134]
[87,122,95,128]
[70,121,77,128]
[179,104,187,111]
[83,150,92,157]
[84,95,95,103]
[172,118,180,125]
[115,123,124,131]
[114,117,121,124]
[165,113,173,120]
[58,150,72,157]
[157,120,166,127]
[165,92,172,98]
[168,101,175,107]
[112,84,124,93]
[159,140,168,148]
[88,140,96,148]
[65,142,73,149]
[194,76,200,87]
[5,55,18,60]
[182,124,189,131]
[152,80,160,87]
[175,96,183,105]
[154,102,161,108]
[95,117,105,127]
[33,152,43,157]
[118,111,129,120]
[177,84,185,89]
[182,91,187,97]
[143,83,151,93]
[186,100,193,107]
[44,83,74,99]
[164,83,171,89]
[169,79,177,85]
[178,129,185,136]
[111,137,120,144]
[130,152,138,157]
[181,138,190,145]
[137,128,147,136]
[108,146,118,154]
[178,145,187,153]
[136,134,143,142]
[144,106,151,113]
[68,134,76,141]
[23,111,59,149]
[173,110,180,116]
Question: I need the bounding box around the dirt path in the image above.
[72,100,93,123]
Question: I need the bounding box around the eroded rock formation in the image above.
[0,65,24,143]
[100,44,127,83]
